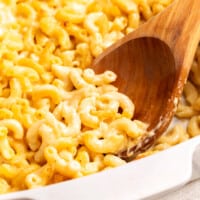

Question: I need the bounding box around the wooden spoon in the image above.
[91,0,200,161]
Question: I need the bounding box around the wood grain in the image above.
[92,0,200,160]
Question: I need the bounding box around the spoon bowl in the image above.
[93,37,176,129]
[92,0,200,160]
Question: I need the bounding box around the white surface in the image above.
[155,138,200,200]
[156,179,200,200]
[0,136,199,200]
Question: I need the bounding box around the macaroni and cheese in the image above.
[0,0,199,194]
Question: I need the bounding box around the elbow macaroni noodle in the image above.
[0,0,199,193]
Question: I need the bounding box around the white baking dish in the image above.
[0,133,199,200]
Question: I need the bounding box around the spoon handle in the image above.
[146,0,200,76]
